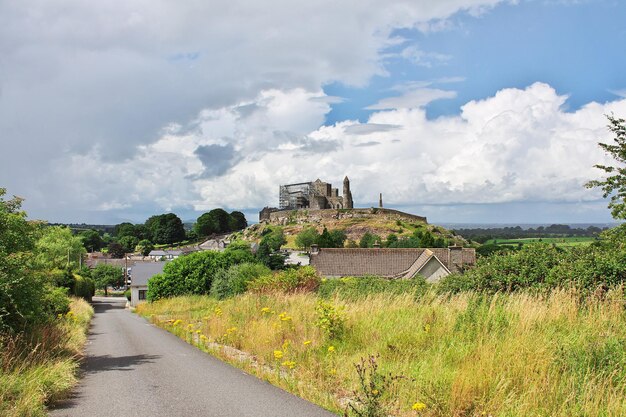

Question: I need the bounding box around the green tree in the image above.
[79,229,103,252]
[586,114,626,219]
[92,264,123,296]
[114,222,137,239]
[195,209,233,237]
[135,239,154,256]
[0,189,58,331]
[295,227,320,250]
[35,226,86,270]
[385,233,398,247]
[229,211,248,231]
[359,232,380,248]
[107,241,126,258]
[261,227,286,251]
[145,213,186,244]
[147,249,255,301]
[317,227,346,248]
[118,235,139,253]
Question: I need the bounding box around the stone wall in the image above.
[263,207,427,225]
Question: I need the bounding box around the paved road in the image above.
[49,297,336,417]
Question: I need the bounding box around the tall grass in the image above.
[0,298,93,417]
[137,288,626,416]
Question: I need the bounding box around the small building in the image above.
[199,238,229,251]
[309,246,475,283]
[130,261,166,307]
[147,250,183,260]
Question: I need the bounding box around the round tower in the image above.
[343,176,354,209]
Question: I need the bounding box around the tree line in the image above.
[453,224,606,244]
[72,209,248,258]
[294,226,448,250]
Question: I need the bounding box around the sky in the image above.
[1,0,626,225]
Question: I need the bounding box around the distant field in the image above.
[485,236,596,247]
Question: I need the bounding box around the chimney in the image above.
[373,242,381,248]
[310,244,319,255]
[448,245,463,273]
[379,193,383,208]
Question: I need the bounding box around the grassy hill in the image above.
[230,208,467,248]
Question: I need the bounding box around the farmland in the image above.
[484,236,597,247]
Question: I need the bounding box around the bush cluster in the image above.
[210,263,271,300]
[439,240,626,294]
[318,276,427,300]
[247,266,321,294]
[147,246,255,301]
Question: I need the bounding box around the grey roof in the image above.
[310,247,475,278]
[148,250,183,256]
[130,261,167,287]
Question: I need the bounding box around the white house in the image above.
[147,250,183,260]
[130,261,166,307]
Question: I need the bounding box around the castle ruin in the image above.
[260,176,354,222]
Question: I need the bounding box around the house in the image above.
[309,245,475,283]
[129,261,166,307]
[147,250,183,260]
[198,238,229,251]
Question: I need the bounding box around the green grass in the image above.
[137,287,626,416]
[0,298,94,417]
[485,236,596,247]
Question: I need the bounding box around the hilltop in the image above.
[230,208,468,248]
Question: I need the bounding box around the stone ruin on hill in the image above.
[260,176,353,221]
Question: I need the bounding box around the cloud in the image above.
[399,45,452,67]
[52,82,626,223]
[344,124,401,135]
[0,0,553,221]
[193,144,238,178]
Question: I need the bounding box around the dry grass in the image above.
[137,289,626,416]
[0,298,94,417]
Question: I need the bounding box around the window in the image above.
[138,290,147,300]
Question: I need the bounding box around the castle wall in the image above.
[265,207,427,225]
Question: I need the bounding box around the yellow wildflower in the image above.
[214,307,222,316]
[329,368,336,375]
[261,307,271,314]
[273,350,283,359]
[372,389,379,395]
[303,340,312,346]
[281,360,297,369]
[412,402,426,411]
[196,330,202,334]
[423,324,431,333]
[173,319,183,326]
[327,346,335,353]
[282,340,291,350]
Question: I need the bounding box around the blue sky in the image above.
[1,0,626,225]
[325,0,626,125]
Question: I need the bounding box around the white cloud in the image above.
[54,83,626,222]
[5,0,607,222]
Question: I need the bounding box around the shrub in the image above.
[436,273,476,294]
[147,248,255,301]
[314,301,346,340]
[73,274,95,302]
[124,289,131,301]
[41,286,71,317]
[318,276,427,300]
[210,263,271,300]
[248,266,321,294]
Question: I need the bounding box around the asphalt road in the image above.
[49,297,336,417]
